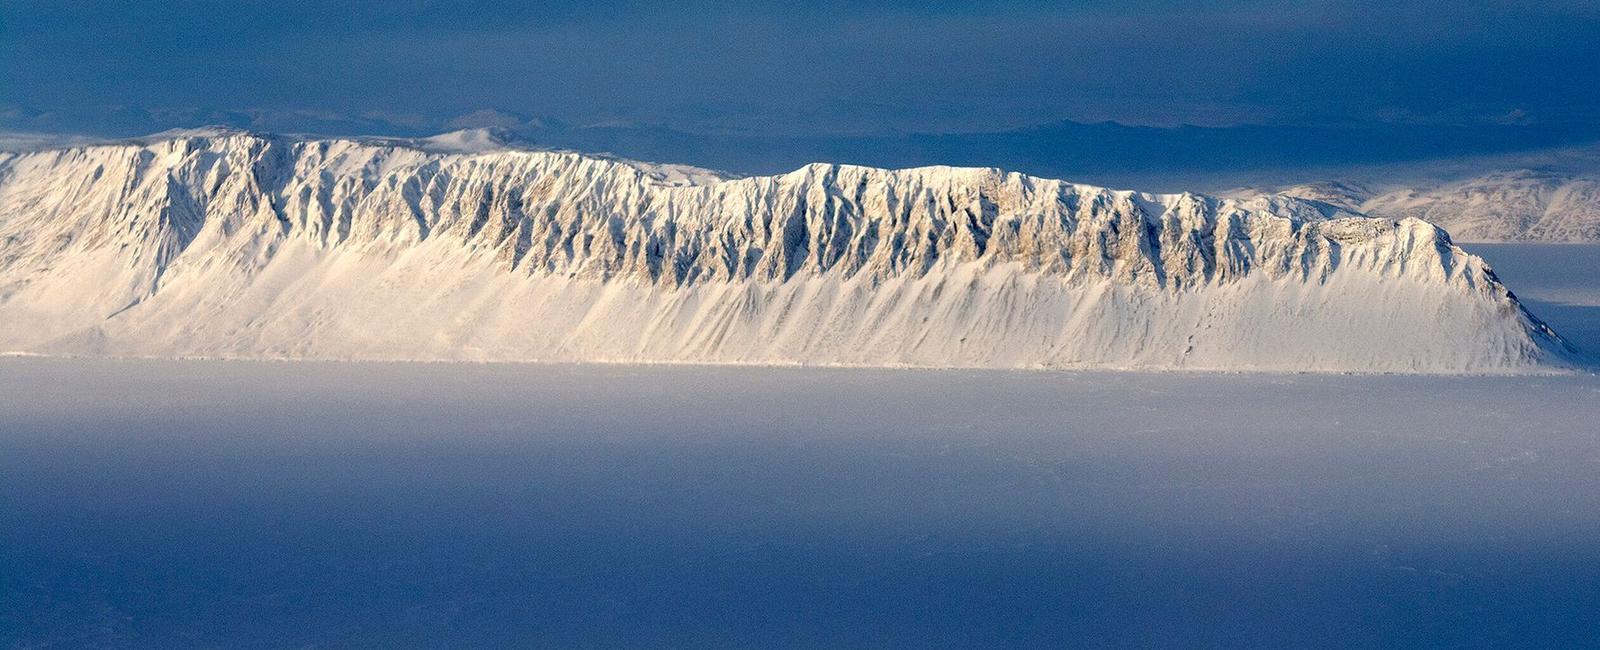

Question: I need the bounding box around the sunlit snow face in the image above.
[0,133,1573,373]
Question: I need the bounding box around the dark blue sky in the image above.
[4,0,1598,136]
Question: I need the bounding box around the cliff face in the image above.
[0,130,1573,372]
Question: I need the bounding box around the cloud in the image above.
[3,1,1597,135]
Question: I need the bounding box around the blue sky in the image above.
[4,1,1597,134]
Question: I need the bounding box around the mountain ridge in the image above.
[0,130,1575,372]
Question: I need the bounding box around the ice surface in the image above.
[4,357,1600,646]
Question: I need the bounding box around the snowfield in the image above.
[4,357,1600,646]
[1259,173,1600,243]
[0,129,1577,373]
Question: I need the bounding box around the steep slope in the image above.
[0,129,1574,372]
[1257,171,1600,242]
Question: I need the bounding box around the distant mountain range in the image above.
[1237,173,1600,243]
[1228,141,1600,243]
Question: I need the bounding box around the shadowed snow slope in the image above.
[0,130,1576,372]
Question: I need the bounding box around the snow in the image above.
[0,130,1577,372]
[4,357,1600,646]
[1470,243,1600,355]
[1237,170,1600,243]
[3,230,1597,648]
[5,130,1599,646]
[0,130,98,152]
[416,127,520,154]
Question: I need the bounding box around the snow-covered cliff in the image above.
[0,129,1574,372]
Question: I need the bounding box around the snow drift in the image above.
[0,129,1575,372]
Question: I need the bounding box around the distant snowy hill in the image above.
[1242,169,1600,243]
[0,129,1575,372]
